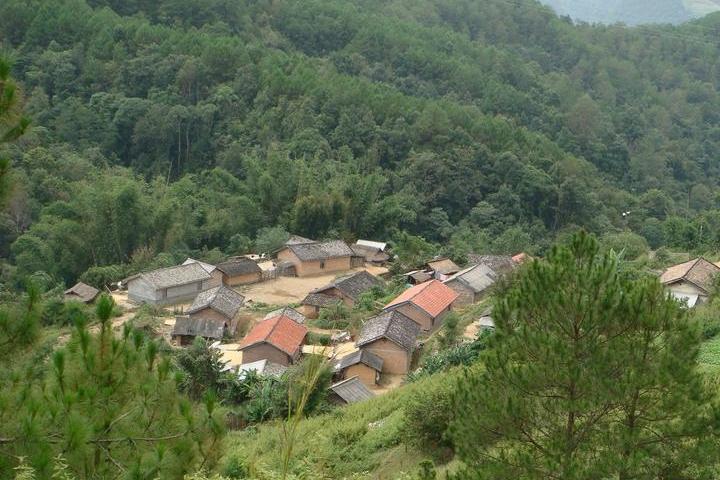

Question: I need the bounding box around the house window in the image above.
[320,261,325,269]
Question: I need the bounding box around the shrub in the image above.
[306,331,331,346]
[402,375,455,462]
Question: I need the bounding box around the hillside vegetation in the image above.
[5,0,720,286]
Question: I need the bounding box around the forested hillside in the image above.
[4,0,720,287]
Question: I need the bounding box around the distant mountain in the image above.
[539,0,720,24]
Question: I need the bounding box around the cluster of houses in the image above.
[61,235,533,406]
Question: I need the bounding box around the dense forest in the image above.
[3,0,720,287]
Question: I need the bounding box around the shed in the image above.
[172,286,245,345]
[351,244,390,266]
[238,315,308,366]
[182,258,223,288]
[328,376,375,405]
[425,257,461,281]
[334,349,383,386]
[384,280,459,331]
[216,257,262,286]
[172,316,230,345]
[406,270,432,285]
[355,240,388,251]
[443,264,497,305]
[356,310,420,374]
[276,240,354,277]
[660,257,720,307]
[301,271,383,318]
[126,263,213,306]
[64,282,100,304]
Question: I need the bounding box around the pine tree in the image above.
[0,294,225,479]
[451,232,719,480]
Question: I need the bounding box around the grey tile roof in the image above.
[131,263,211,289]
[315,271,383,301]
[286,235,315,245]
[356,310,420,352]
[335,349,383,373]
[287,240,354,261]
[186,286,245,319]
[183,258,217,274]
[466,254,516,274]
[301,292,342,308]
[264,307,306,324]
[444,264,497,294]
[329,376,375,404]
[172,316,227,339]
[64,282,100,303]
[216,257,262,276]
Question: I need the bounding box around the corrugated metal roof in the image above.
[356,240,387,251]
[444,264,497,294]
[385,280,459,318]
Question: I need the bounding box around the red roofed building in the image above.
[239,315,308,366]
[384,280,459,331]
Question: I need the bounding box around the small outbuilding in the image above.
[276,240,354,277]
[126,263,213,306]
[384,280,459,331]
[660,257,720,307]
[172,286,245,345]
[425,257,461,281]
[238,315,308,366]
[216,257,262,286]
[466,254,518,275]
[328,376,375,406]
[300,271,383,318]
[334,349,383,386]
[443,264,497,305]
[64,282,100,304]
[351,242,390,266]
[406,270,433,285]
[356,310,420,374]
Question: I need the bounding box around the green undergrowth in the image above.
[223,372,458,479]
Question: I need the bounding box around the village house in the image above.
[171,285,245,345]
[660,257,720,307]
[443,263,497,305]
[467,254,518,275]
[425,257,461,281]
[237,359,287,379]
[182,258,224,288]
[384,279,459,331]
[125,263,213,305]
[328,376,375,406]
[216,257,263,286]
[300,270,383,318]
[263,306,306,324]
[351,240,391,267]
[275,239,355,277]
[238,314,308,366]
[405,270,433,285]
[356,310,420,374]
[334,349,383,386]
[64,282,100,304]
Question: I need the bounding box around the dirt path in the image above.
[237,266,388,305]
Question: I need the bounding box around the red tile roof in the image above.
[384,280,458,318]
[239,315,307,357]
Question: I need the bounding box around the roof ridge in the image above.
[331,375,360,388]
